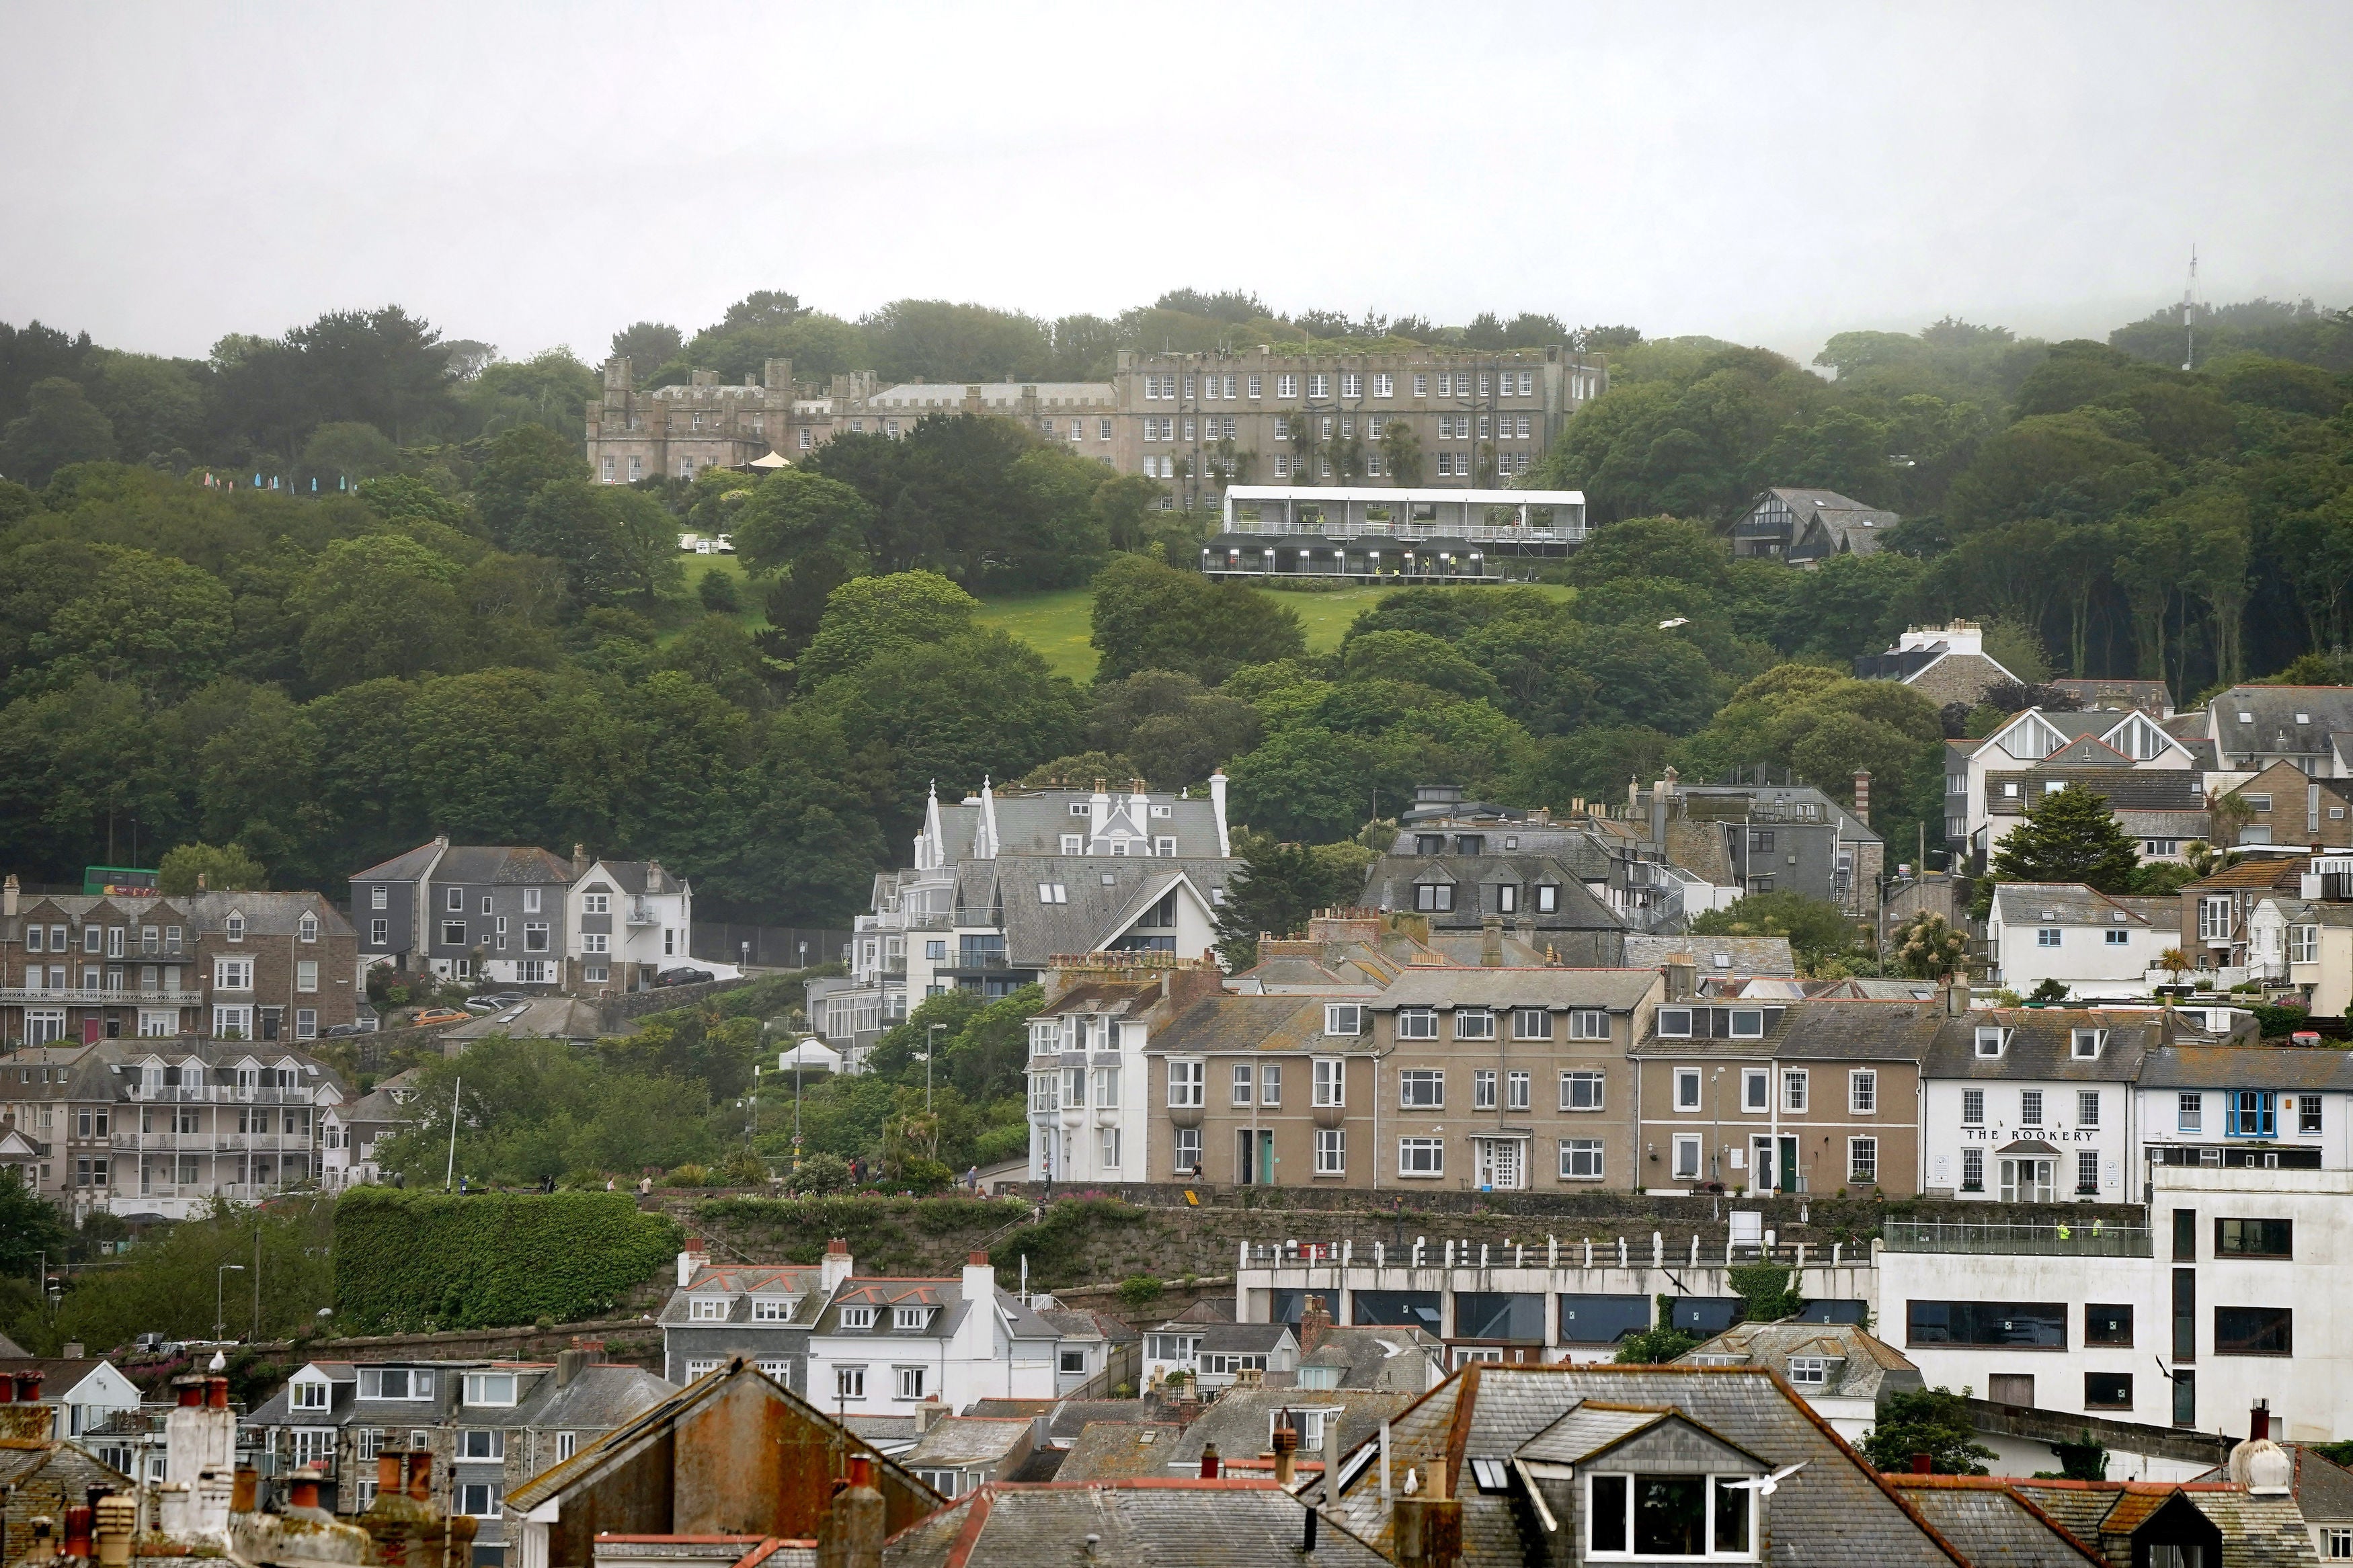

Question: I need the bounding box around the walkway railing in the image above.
[1880,1218,2151,1256]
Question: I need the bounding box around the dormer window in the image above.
[751,1297,796,1321]
[840,1307,877,1330]
[463,1372,517,1407]
[291,1377,331,1410]
[1975,1026,2005,1058]
[1787,1356,1829,1386]
[1068,802,1089,817]
[1324,1004,1363,1036]
[689,1296,728,1321]
[1060,835,1082,856]
[298,913,318,943]
[2071,1029,2104,1059]
[1657,1009,1693,1039]
[225,914,245,942]
[894,1306,931,1331]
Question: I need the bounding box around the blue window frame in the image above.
[2227,1091,2276,1138]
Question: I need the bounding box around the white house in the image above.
[803,1251,1063,1417]
[1023,954,1226,1186]
[820,778,1236,1059]
[2137,1043,2353,1173]
[1881,1162,2353,1452]
[1142,1316,1300,1393]
[1954,707,2203,872]
[0,1356,142,1440]
[567,859,693,992]
[1985,883,2179,999]
[1920,1007,2153,1203]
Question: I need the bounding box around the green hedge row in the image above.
[333,1188,681,1332]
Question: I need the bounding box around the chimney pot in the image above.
[376,1451,403,1497]
[1911,1452,1933,1475]
[1271,1423,1299,1487]
[2251,1401,2270,1442]
[207,1376,230,1409]
[406,1450,432,1501]
[968,1251,990,1266]
[63,1503,94,1561]
[1200,1442,1220,1479]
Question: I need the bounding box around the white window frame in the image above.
[1849,1070,1876,1114]
[1167,1060,1205,1108]
[836,1366,865,1399]
[1324,1003,1363,1036]
[1560,1139,1604,1181]
[1561,1069,1605,1111]
[1849,1137,1878,1185]
[1314,1128,1345,1175]
[1671,1135,1702,1182]
[1400,1069,1444,1109]
[1313,1058,1345,1107]
[1675,1068,1702,1111]
[1398,1137,1445,1177]
[1455,1008,1495,1040]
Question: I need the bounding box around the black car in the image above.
[655,966,715,987]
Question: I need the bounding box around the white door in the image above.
[1752,1137,1777,1192]
[1476,1139,1524,1190]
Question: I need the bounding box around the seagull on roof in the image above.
[210,1351,227,1371]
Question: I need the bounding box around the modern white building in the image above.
[1881,1163,2353,1450]
[1985,882,2180,999]
[1204,486,1587,582]
[802,1252,1062,1418]
[1234,1235,1878,1370]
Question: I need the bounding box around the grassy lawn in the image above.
[664,558,1576,680]
[665,553,766,643]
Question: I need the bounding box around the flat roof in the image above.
[1223,485,1586,506]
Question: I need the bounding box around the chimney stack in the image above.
[1664,956,1697,1003]
[1911,1452,1932,1474]
[1199,1442,1221,1479]
[1298,1295,1332,1357]
[817,1453,886,1568]
[557,1348,589,1387]
[1944,978,1972,1017]
[821,1238,854,1292]
[1480,915,1503,968]
[1852,771,1872,829]
[573,843,590,877]
[1271,1422,1299,1488]
[1394,1461,1462,1568]
[676,1237,710,1289]
[3,873,16,918]
[2250,1401,2270,1442]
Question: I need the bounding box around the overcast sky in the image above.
[5,1,2349,368]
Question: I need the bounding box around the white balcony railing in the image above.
[0,987,204,1005]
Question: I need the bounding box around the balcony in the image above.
[112,1131,311,1152]
[624,905,661,927]
[939,952,1014,972]
[1880,1219,2151,1257]
[124,1085,313,1105]
[0,987,204,1005]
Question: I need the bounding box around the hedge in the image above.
[333,1188,681,1332]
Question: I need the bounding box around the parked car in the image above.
[654,966,715,987]
[409,1007,469,1027]
[322,1021,374,1037]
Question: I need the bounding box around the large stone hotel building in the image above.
[583,344,1608,511]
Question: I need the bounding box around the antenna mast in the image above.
[2181,245,2199,372]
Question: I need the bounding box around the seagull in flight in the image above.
[1723,1462,1806,1495]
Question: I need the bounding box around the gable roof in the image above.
[1364,966,1660,1013]
[1318,1364,1968,1567]
[1991,882,2155,929]
[879,1479,1389,1568]
[1882,1477,2108,1567]
[1144,994,1335,1058]
[1054,1421,1182,1481]
[1921,1009,2161,1080]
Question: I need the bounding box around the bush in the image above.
[1117,1274,1164,1311]
[719,1148,769,1187]
[663,1163,715,1188]
[698,569,741,614]
[332,1188,680,1333]
[792,1152,854,1194]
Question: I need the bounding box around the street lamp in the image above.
[216,1264,245,1339]
[924,1023,945,1112]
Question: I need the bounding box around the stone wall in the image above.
[238,1316,666,1372]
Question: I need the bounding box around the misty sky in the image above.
[5,1,2349,368]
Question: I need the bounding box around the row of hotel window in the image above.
[15,1007,323,1044]
[61,1151,315,1188]
[19,915,312,952]
[1127,1124,1878,1184]
[1907,1297,2292,1356]
[1265,451,1531,479]
[1137,413,1537,444]
[1158,1060,1620,1108]
[1142,370,1542,401]
[1411,883,1565,913]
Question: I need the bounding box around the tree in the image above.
[795,571,978,686]
[42,546,235,699]
[1860,1387,1996,1475]
[732,467,875,578]
[473,423,588,548]
[1989,783,2141,893]
[158,841,269,895]
[610,321,682,372]
[1212,833,1378,969]
[1613,1325,1703,1365]
[297,421,399,486]
[0,1166,69,1275]
[1690,892,1860,975]
[1890,911,1969,979]
[1,377,116,485]
[292,534,469,685]
[1224,729,1382,846]
[1089,554,1304,684]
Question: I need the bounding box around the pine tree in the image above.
[1990,782,2141,893]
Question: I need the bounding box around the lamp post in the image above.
[925,1023,944,1112]
[216,1264,245,1340]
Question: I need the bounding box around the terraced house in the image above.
[348,838,580,989]
[1632,984,1940,1197]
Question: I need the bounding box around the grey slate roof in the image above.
[1625,934,1798,976]
[2210,686,2353,764]
[348,842,443,882]
[1365,966,1660,1012]
[902,1416,1031,1467]
[1295,1325,1445,1392]
[961,856,1230,966]
[1037,1308,1140,1345]
[1884,1478,2106,1566]
[1995,882,2156,928]
[658,1264,824,1327]
[433,845,577,884]
[188,889,354,938]
[881,1481,1389,1568]
[1361,852,1625,928]
[508,1362,676,1429]
[1144,994,1333,1057]
[2140,1045,2353,1091]
[1319,1363,1964,1567]
[1679,1321,1923,1403]
[1921,1008,2161,1081]
[588,861,688,897]
[1162,1387,1413,1471]
[946,788,1225,860]
[1985,767,2207,815]
[1054,1421,1181,1481]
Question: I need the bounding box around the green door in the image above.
[1778,1137,1798,1194]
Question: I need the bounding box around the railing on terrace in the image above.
[1880,1219,2151,1256]
[1242,1234,1876,1271]
[0,987,205,1005]
[123,1085,313,1104]
[1223,518,1588,544]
